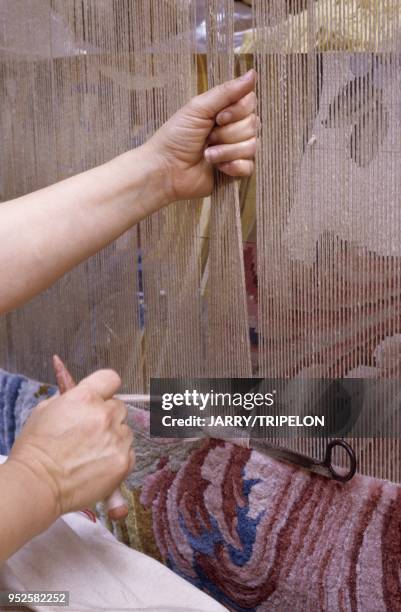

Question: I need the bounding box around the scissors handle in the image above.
[323,439,357,483]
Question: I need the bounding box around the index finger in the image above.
[215,91,257,127]
[78,369,122,400]
[191,69,256,118]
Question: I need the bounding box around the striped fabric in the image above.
[0,369,55,455]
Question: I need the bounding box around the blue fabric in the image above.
[0,369,56,454]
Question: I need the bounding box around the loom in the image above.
[1,0,401,483]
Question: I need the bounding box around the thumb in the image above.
[191,69,256,118]
[78,369,122,401]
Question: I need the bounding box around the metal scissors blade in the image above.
[200,424,356,482]
[248,438,357,483]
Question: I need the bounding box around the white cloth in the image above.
[0,456,226,612]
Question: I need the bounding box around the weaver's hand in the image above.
[146,69,257,202]
[8,370,134,519]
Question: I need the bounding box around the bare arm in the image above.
[0,69,256,314]
[0,149,168,313]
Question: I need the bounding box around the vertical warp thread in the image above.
[254,0,401,480]
[206,0,252,378]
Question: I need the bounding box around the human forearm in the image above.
[0,144,169,314]
[0,459,58,563]
[0,72,256,314]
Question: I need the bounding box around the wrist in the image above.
[5,455,60,532]
[140,140,176,207]
[110,143,174,218]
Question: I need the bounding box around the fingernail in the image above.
[205,148,216,162]
[240,69,255,81]
[217,111,230,125]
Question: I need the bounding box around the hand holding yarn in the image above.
[8,369,135,520]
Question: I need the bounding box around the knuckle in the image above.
[127,428,134,445]
[220,81,231,96]
[244,160,255,176]
[233,160,253,177]
[247,138,257,153]
[239,95,250,111]
[188,96,203,115]
[120,423,134,444]
[189,94,200,107]
[77,385,96,403]
[96,408,112,430]
[112,399,128,422]
[116,450,131,476]
[109,397,124,412]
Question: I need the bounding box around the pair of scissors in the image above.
[247,438,357,483]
